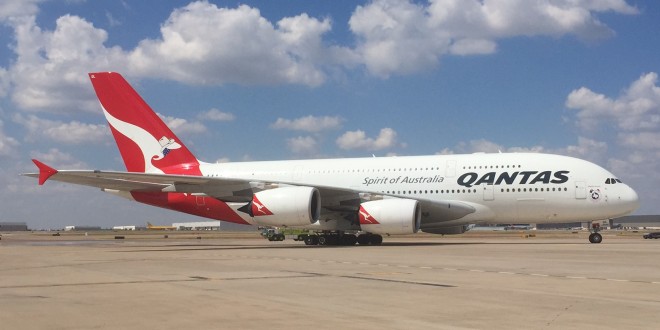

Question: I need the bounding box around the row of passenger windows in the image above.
[307,167,440,174]
[463,165,522,170]
[500,187,568,192]
[379,187,569,195]
[381,189,478,195]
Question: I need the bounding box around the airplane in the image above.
[146,222,176,230]
[23,72,640,245]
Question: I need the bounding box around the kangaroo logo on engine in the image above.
[358,206,379,225]
[457,170,570,188]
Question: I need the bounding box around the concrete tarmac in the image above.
[1,232,659,329]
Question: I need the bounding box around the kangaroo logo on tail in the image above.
[156,136,181,160]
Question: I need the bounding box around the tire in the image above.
[318,235,327,245]
[369,234,383,245]
[304,235,319,245]
[357,234,370,245]
[588,233,602,244]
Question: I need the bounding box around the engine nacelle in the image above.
[359,199,421,235]
[243,186,320,227]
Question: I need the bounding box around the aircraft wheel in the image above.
[318,235,327,245]
[304,235,319,245]
[370,234,383,245]
[343,235,357,246]
[357,234,370,245]
[588,233,602,244]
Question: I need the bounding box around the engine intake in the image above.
[359,199,421,235]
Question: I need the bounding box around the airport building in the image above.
[613,215,660,229]
[112,226,136,231]
[172,221,254,231]
[173,221,220,230]
[0,222,29,231]
[64,226,102,231]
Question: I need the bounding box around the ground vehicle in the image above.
[259,227,285,241]
[643,232,660,239]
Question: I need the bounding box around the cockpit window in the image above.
[605,178,623,184]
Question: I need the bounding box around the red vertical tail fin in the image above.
[88,72,201,175]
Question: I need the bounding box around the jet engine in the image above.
[241,186,320,227]
[358,199,421,235]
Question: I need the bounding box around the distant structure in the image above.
[613,215,660,229]
[0,222,28,231]
[64,226,102,231]
[172,221,253,231]
[112,225,136,231]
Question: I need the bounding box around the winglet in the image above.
[32,159,58,185]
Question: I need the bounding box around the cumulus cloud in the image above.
[157,113,206,135]
[8,15,127,114]
[349,0,637,77]
[197,108,235,121]
[336,127,398,150]
[287,136,318,154]
[0,0,639,115]
[566,72,660,131]
[29,148,88,169]
[0,0,42,21]
[440,138,545,155]
[0,120,20,157]
[13,114,108,145]
[271,115,343,132]
[128,2,335,86]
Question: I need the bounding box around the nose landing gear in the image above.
[588,222,603,243]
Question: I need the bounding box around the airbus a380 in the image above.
[24,72,639,244]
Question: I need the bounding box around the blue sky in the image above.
[0,0,658,229]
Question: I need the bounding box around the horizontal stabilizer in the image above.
[32,159,58,185]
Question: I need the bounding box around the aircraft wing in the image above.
[23,159,254,202]
[24,159,475,223]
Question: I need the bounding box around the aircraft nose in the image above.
[622,185,640,213]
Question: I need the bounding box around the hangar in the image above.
[0,222,28,231]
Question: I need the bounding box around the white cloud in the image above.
[0,0,639,115]
[0,0,42,21]
[8,15,127,114]
[271,115,343,132]
[287,136,317,154]
[198,108,235,121]
[0,120,19,157]
[29,148,88,169]
[336,127,398,150]
[349,0,637,77]
[0,67,9,98]
[157,113,206,135]
[13,114,108,144]
[567,72,660,132]
[128,2,333,86]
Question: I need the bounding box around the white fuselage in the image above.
[197,153,639,228]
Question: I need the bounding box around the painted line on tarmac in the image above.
[224,255,658,285]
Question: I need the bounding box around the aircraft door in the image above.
[483,184,494,201]
[445,160,456,178]
[575,181,586,199]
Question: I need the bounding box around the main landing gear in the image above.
[303,232,383,246]
[588,222,603,244]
